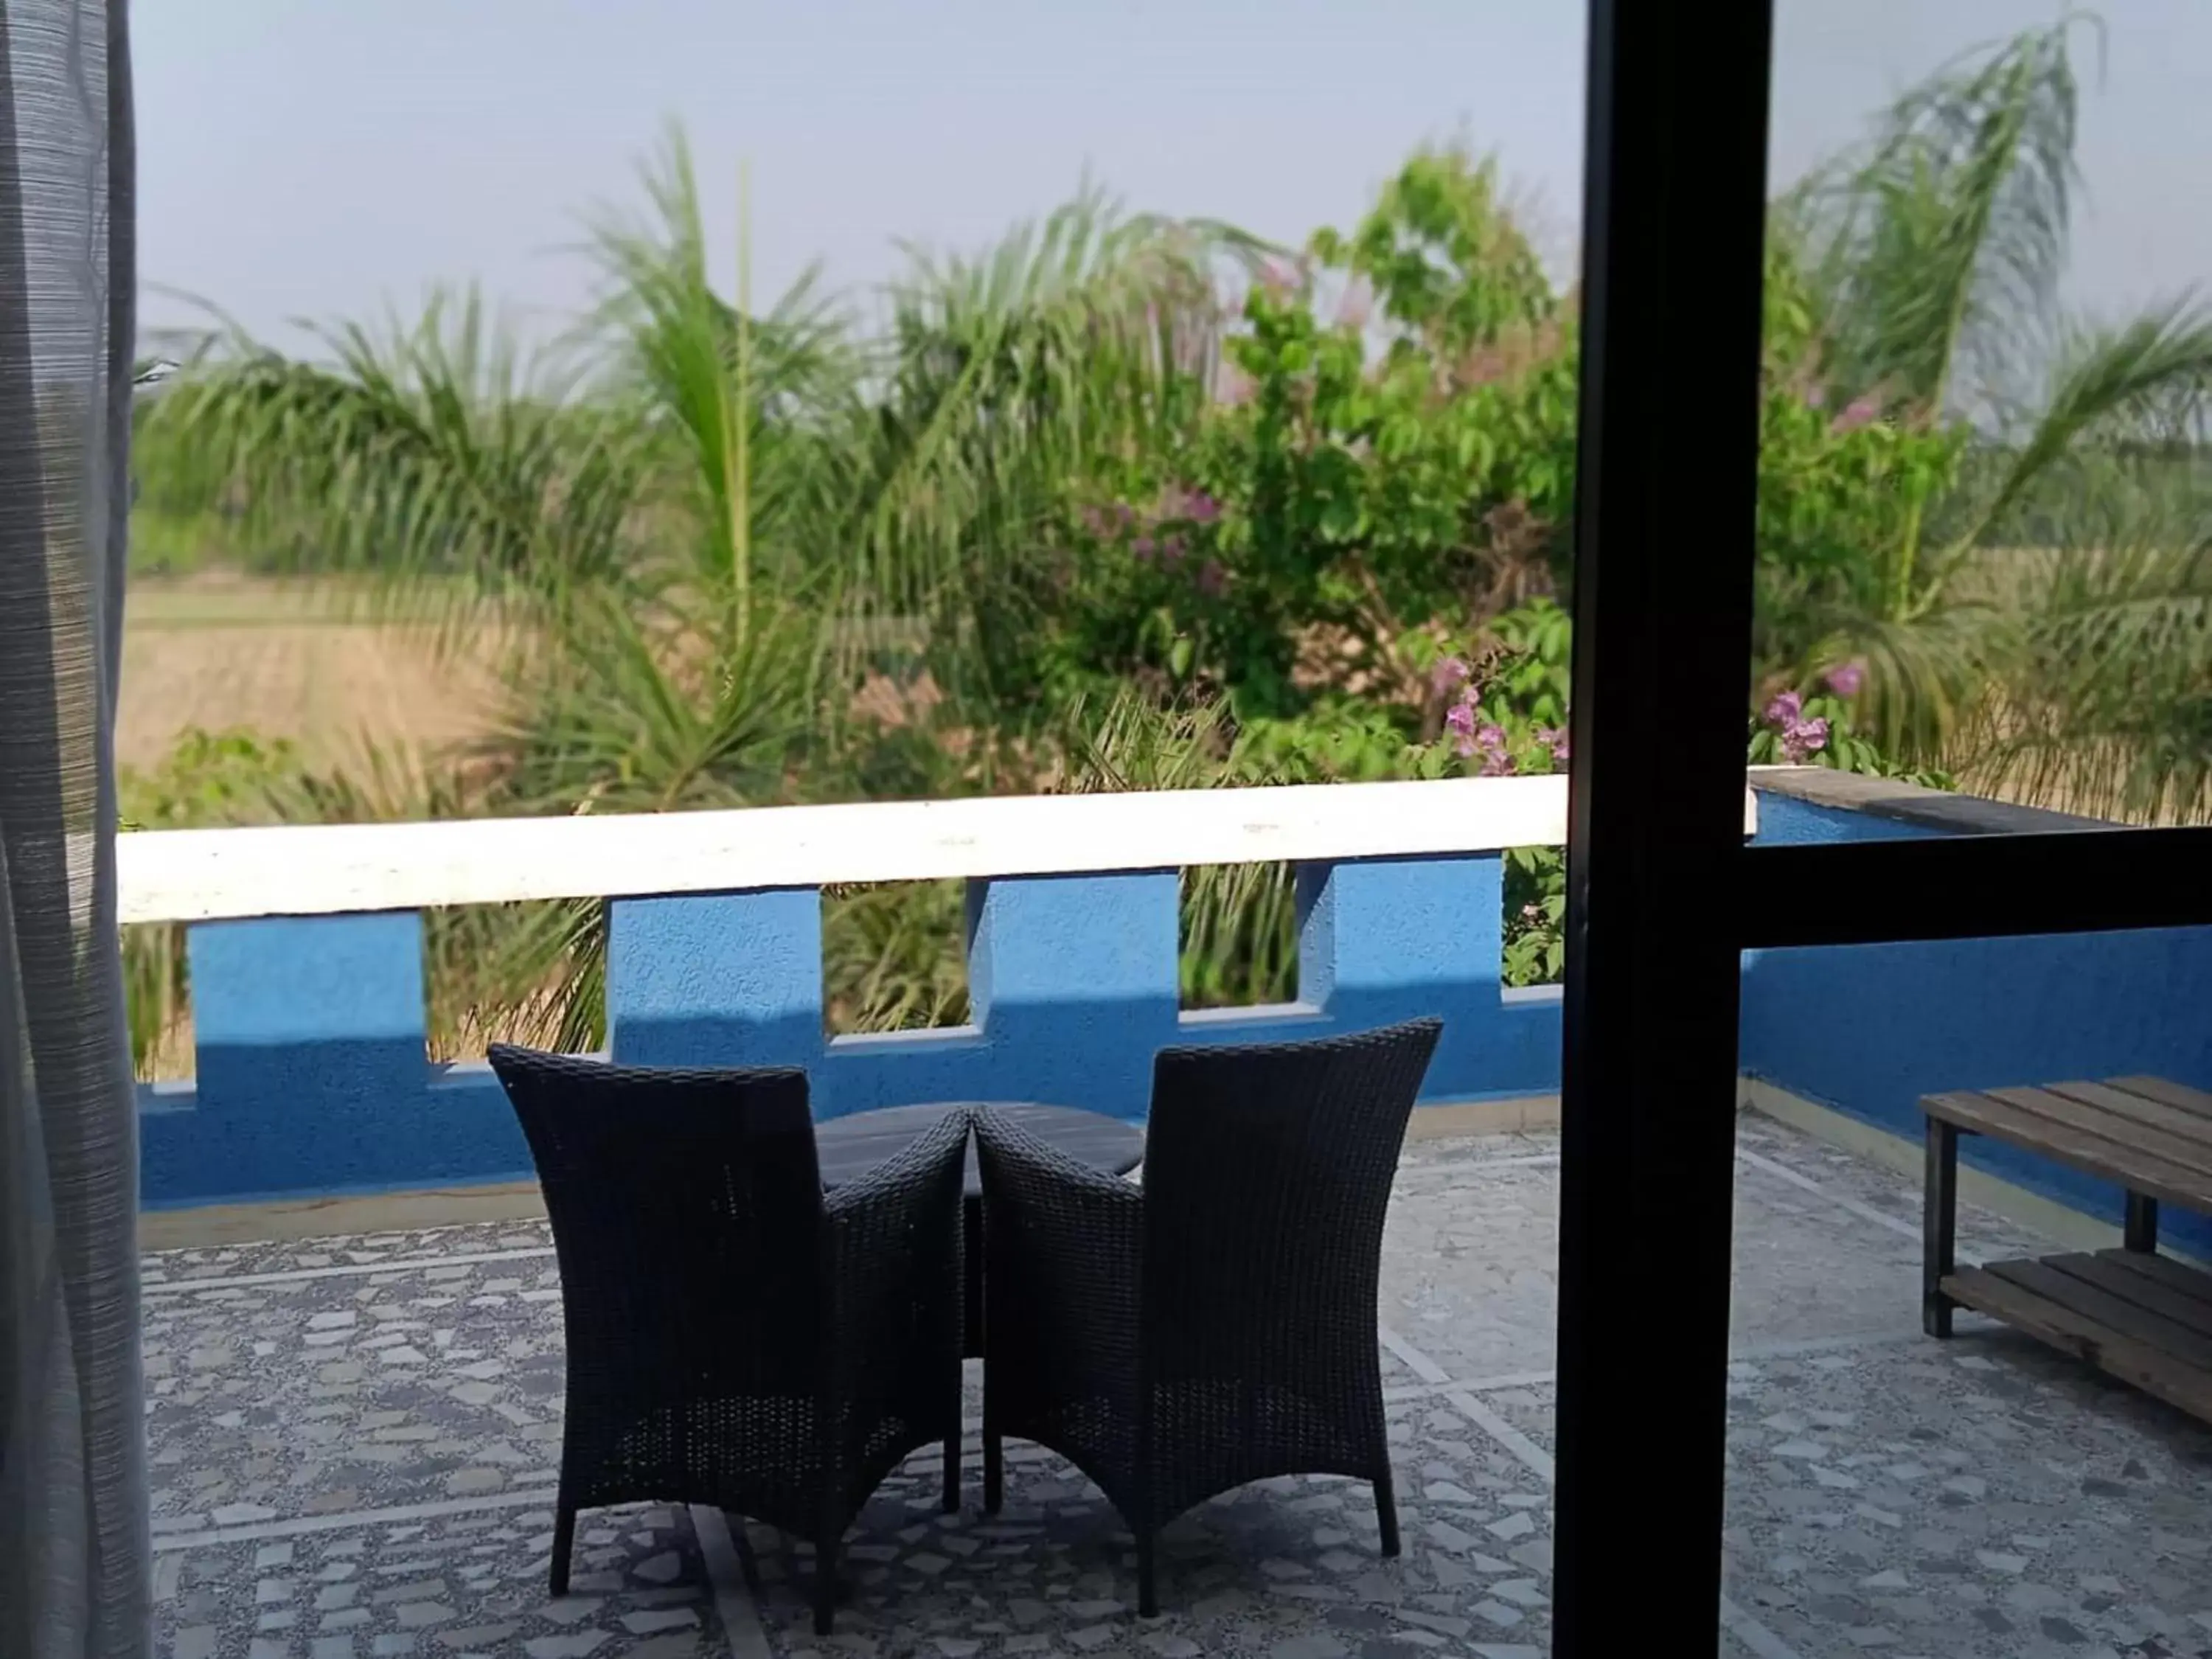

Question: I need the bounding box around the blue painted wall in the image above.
[142,851,1559,1208]
[149,914,526,1207]
[1741,791,1945,846]
[140,787,2212,1250]
[1739,790,2212,1259]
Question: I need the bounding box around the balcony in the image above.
[131,772,2212,1658]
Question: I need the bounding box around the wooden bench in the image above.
[1921,1075,2212,1424]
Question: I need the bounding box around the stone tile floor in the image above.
[147,1111,2212,1659]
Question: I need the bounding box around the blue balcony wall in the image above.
[142,852,1559,1209]
[1739,788,2212,1260]
[145,914,527,1208]
[142,786,2212,1244]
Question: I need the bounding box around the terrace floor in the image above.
[146,1113,2212,1659]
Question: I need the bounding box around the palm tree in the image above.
[1765,14,2212,818]
[128,130,1265,1054]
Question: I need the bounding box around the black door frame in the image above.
[1553,2,2212,1651]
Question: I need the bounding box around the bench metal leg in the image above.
[1924,1117,1958,1339]
[2124,1192,2159,1254]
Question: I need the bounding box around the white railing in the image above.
[119,776,1761,925]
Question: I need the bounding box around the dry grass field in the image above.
[119,574,507,772]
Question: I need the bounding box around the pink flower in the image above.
[1183,488,1222,524]
[1444,702,1476,756]
[1474,724,1514,776]
[1781,715,1829,765]
[1824,661,1865,698]
[1536,726,1570,765]
[1431,656,1472,696]
[1133,535,1155,561]
[1257,256,1299,299]
[1335,278,1373,331]
[1195,559,1228,597]
[1830,395,1879,436]
[1762,685,1832,763]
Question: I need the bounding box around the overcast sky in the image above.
[136,1,2211,352]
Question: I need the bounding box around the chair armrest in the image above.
[822,1107,970,1464]
[973,1108,1143,1387]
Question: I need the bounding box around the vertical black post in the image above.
[1924,1117,1958,1338]
[1552,1,1775,1653]
[2123,1192,2158,1254]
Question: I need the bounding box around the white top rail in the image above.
[117,776,1761,925]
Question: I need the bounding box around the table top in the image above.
[815,1101,1145,1195]
[1924,1075,2212,1216]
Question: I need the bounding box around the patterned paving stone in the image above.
[1719,1332,2212,1658]
[740,1387,1554,1656]
[141,1119,2212,1658]
[145,1231,567,1532]
[152,1498,712,1659]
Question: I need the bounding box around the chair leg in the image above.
[1923,1116,1959,1339]
[982,1411,1004,1515]
[549,1502,576,1596]
[1373,1466,1401,1558]
[1136,1529,1158,1618]
[813,1530,839,1637]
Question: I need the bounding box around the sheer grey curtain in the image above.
[0,1,146,1656]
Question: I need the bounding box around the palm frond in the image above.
[135,288,649,650]
[487,585,815,816]
[838,189,1268,703]
[1958,495,2212,823]
[1795,15,2097,416]
[1945,298,2212,556]
[582,128,867,614]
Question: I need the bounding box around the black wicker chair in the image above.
[973,1018,1441,1615]
[487,1046,967,1635]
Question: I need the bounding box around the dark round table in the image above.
[816,1102,1145,1355]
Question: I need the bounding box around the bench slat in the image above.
[2108,1075,2212,1126]
[2042,1079,2212,1154]
[1944,1263,2212,1423]
[1922,1090,2212,1215]
[2042,1251,2212,1342]
[2093,1245,2212,1313]
[1989,1259,2212,1370]
[1987,1085,2212,1178]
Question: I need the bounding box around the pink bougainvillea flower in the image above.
[1183,488,1222,524]
[1256,256,1299,299]
[1829,395,1879,436]
[1444,703,1478,757]
[1335,278,1374,331]
[1431,655,1472,695]
[1781,715,1830,765]
[1536,726,1570,765]
[1824,660,1865,698]
[1195,559,1228,597]
[1472,724,1514,776]
[1764,689,1803,728]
